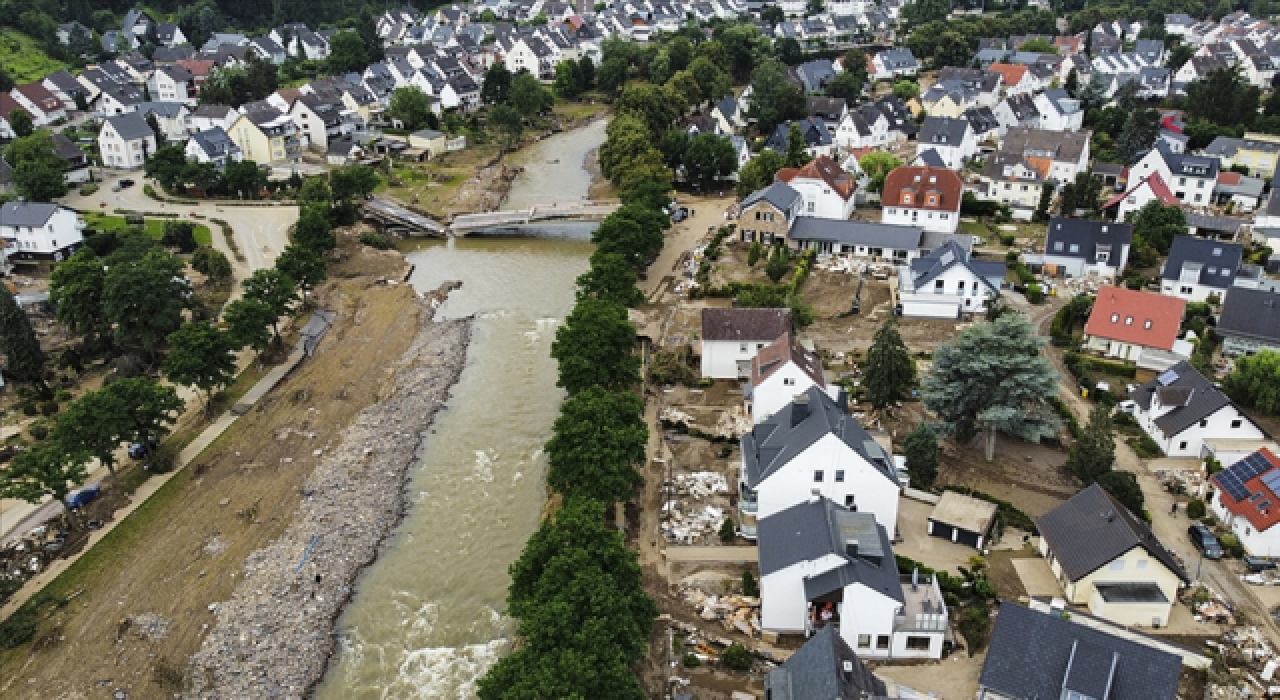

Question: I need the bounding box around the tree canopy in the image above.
[545,387,648,503]
[164,321,238,410]
[102,250,189,353]
[1226,350,1280,414]
[576,251,645,307]
[863,317,914,409]
[551,298,641,395]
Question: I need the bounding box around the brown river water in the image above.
[313,119,606,698]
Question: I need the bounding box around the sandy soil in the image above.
[0,241,433,699]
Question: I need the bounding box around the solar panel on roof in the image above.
[1260,500,1273,510]
[1260,468,1280,495]
[1157,369,1180,386]
[1220,452,1275,501]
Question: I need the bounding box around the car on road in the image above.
[1188,523,1224,559]
[128,436,160,459]
[64,485,100,508]
[119,178,136,188]
[1245,554,1277,572]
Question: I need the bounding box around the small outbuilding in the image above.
[927,491,998,549]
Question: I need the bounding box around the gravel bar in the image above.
[186,282,472,699]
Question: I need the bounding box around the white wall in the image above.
[702,338,774,379]
[752,433,901,531]
[900,264,991,318]
[1214,490,1280,557]
[789,178,855,220]
[1137,403,1265,458]
[882,205,960,233]
[751,365,823,424]
[838,583,903,658]
[761,553,848,632]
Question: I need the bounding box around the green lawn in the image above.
[82,214,213,245]
[0,30,68,84]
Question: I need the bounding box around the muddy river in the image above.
[313,120,606,698]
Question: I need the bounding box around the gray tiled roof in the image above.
[1161,235,1241,289]
[104,111,153,141]
[979,601,1181,700]
[788,219,923,248]
[1132,361,1251,438]
[741,181,801,214]
[908,241,1001,293]
[1036,483,1187,583]
[764,625,886,700]
[1218,286,1280,344]
[742,385,895,489]
[757,496,902,604]
[918,116,969,147]
[190,126,239,158]
[0,201,62,227]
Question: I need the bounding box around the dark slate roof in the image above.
[1218,286,1280,344]
[1133,360,1258,438]
[190,126,239,157]
[104,111,153,140]
[1161,236,1242,289]
[1043,217,1133,263]
[152,45,195,63]
[918,115,969,147]
[0,201,62,227]
[963,106,1000,135]
[742,181,801,213]
[795,59,836,93]
[1158,140,1218,179]
[714,94,738,121]
[979,602,1182,700]
[909,241,1001,293]
[766,118,831,152]
[915,148,945,167]
[136,101,186,118]
[757,496,903,604]
[788,219,923,248]
[1035,483,1188,583]
[742,385,896,489]
[764,625,887,700]
[50,133,85,162]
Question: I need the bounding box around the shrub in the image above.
[1186,499,1206,519]
[55,390,71,401]
[1127,434,1164,459]
[360,232,395,249]
[742,570,759,597]
[958,606,992,655]
[21,403,37,416]
[1027,284,1044,304]
[999,233,1016,246]
[0,610,36,648]
[1219,532,1244,558]
[38,401,58,417]
[747,241,762,267]
[720,644,753,670]
[79,183,99,196]
[719,517,736,543]
[27,423,47,441]
[682,653,701,668]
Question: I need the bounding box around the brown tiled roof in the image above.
[750,332,826,387]
[1000,126,1091,165]
[775,155,857,202]
[701,308,792,342]
[988,63,1028,86]
[1083,285,1186,351]
[13,82,63,112]
[881,165,962,213]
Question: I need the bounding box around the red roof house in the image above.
[1084,286,1187,364]
[1211,449,1280,556]
[1101,173,1179,222]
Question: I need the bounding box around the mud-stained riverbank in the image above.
[186,282,473,699]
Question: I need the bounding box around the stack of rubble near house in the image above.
[661,471,730,545]
[683,587,763,638]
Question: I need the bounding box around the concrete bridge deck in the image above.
[450,201,619,233]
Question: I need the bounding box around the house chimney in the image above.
[810,488,822,503]
[846,539,859,558]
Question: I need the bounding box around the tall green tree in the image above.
[683,133,738,190]
[784,122,809,168]
[223,297,276,354]
[576,251,645,307]
[103,378,183,451]
[903,422,939,489]
[859,152,902,194]
[1225,349,1280,413]
[592,206,666,267]
[1067,404,1116,483]
[1115,108,1159,164]
[0,285,44,384]
[550,298,641,394]
[921,312,1060,458]
[825,71,863,102]
[54,388,129,474]
[1096,470,1145,515]
[50,249,107,338]
[489,104,524,151]
[545,387,648,503]
[481,62,513,105]
[241,268,298,342]
[1130,200,1186,255]
[164,321,238,412]
[102,250,188,353]
[325,31,369,75]
[614,83,682,134]
[0,444,87,522]
[765,244,790,283]
[293,204,337,253]
[553,59,582,98]
[736,150,784,197]
[6,130,68,201]
[747,59,806,134]
[388,87,438,131]
[275,244,327,301]
[9,108,32,138]
[901,0,950,25]
[863,317,915,408]
[511,72,554,118]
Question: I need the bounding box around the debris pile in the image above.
[1155,467,1207,498]
[682,589,762,638]
[1215,627,1276,666]
[661,501,727,544]
[187,284,472,699]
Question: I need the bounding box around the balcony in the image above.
[894,574,948,632]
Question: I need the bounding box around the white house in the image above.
[1130,141,1218,208]
[0,201,84,264]
[1033,88,1085,131]
[98,112,157,169]
[1210,449,1280,557]
[185,126,243,170]
[1025,218,1132,279]
[700,308,793,380]
[758,498,947,659]
[880,166,963,234]
[1101,173,1180,222]
[747,333,832,424]
[10,83,67,125]
[834,107,891,150]
[871,48,918,81]
[147,65,196,105]
[189,104,239,133]
[1132,361,1266,458]
[999,126,1092,187]
[915,116,975,170]
[896,241,1005,318]
[774,155,858,220]
[739,386,902,538]
[135,102,190,142]
[1160,236,1242,303]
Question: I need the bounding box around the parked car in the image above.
[1244,554,1277,572]
[1188,523,1224,559]
[119,178,135,188]
[127,436,159,459]
[64,485,100,508]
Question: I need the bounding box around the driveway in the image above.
[60,171,299,281]
[895,497,982,574]
[1011,557,1061,598]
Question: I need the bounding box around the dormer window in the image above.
[1125,316,1134,325]
[1144,319,1153,329]
[902,193,913,204]
[1054,241,1064,251]
[1111,313,1120,322]
[1213,247,1223,256]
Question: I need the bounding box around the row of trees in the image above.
[476,120,669,699]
